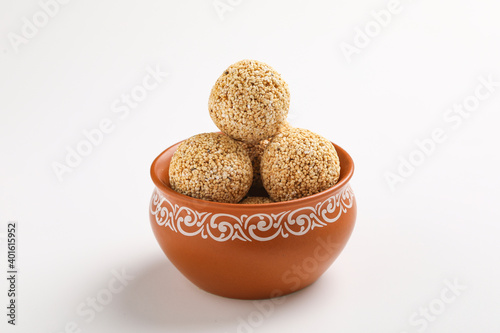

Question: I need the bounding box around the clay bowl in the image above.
[149,140,356,300]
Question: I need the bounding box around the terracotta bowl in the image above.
[149,140,356,300]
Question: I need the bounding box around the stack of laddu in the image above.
[169,60,341,204]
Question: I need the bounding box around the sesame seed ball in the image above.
[169,133,253,203]
[241,140,268,188]
[240,197,274,204]
[208,60,290,144]
[260,128,341,202]
[241,121,293,188]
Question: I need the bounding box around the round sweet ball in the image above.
[241,140,268,188]
[208,59,290,144]
[169,133,253,203]
[261,128,341,202]
[240,197,274,204]
[242,121,293,188]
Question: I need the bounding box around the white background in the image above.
[1,0,500,332]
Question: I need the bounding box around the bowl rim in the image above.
[150,138,354,208]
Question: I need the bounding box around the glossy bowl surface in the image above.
[149,140,357,299]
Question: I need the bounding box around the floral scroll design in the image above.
[150,186,355,242]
